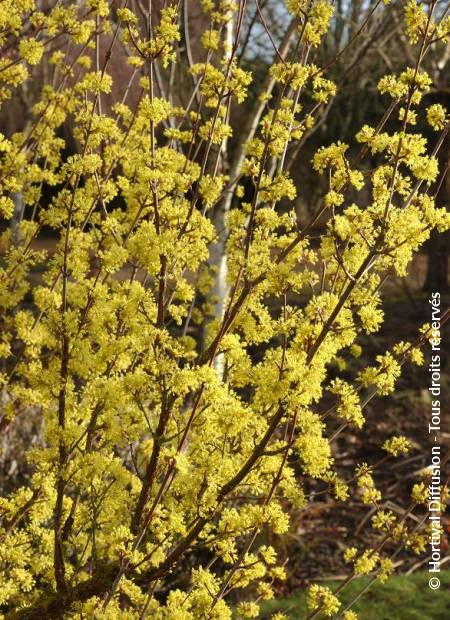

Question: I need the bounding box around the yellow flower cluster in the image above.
[287,0,334,47]
[307,584,341,616]
[383,436,412,456]
[329,379,364,427]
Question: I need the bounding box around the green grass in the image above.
[260,571,450,619]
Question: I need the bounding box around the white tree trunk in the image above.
[11,192,24,244]
[208,20,296,374]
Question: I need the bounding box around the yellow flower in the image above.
[19,38,44,65]
[307,584,341,617]
[427,104,447,131]
[383,436,412,457]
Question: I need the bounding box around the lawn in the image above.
[260,571,450,619]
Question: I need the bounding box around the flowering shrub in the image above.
[0,1,449,618]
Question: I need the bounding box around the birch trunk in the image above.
[208,19,296,374]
